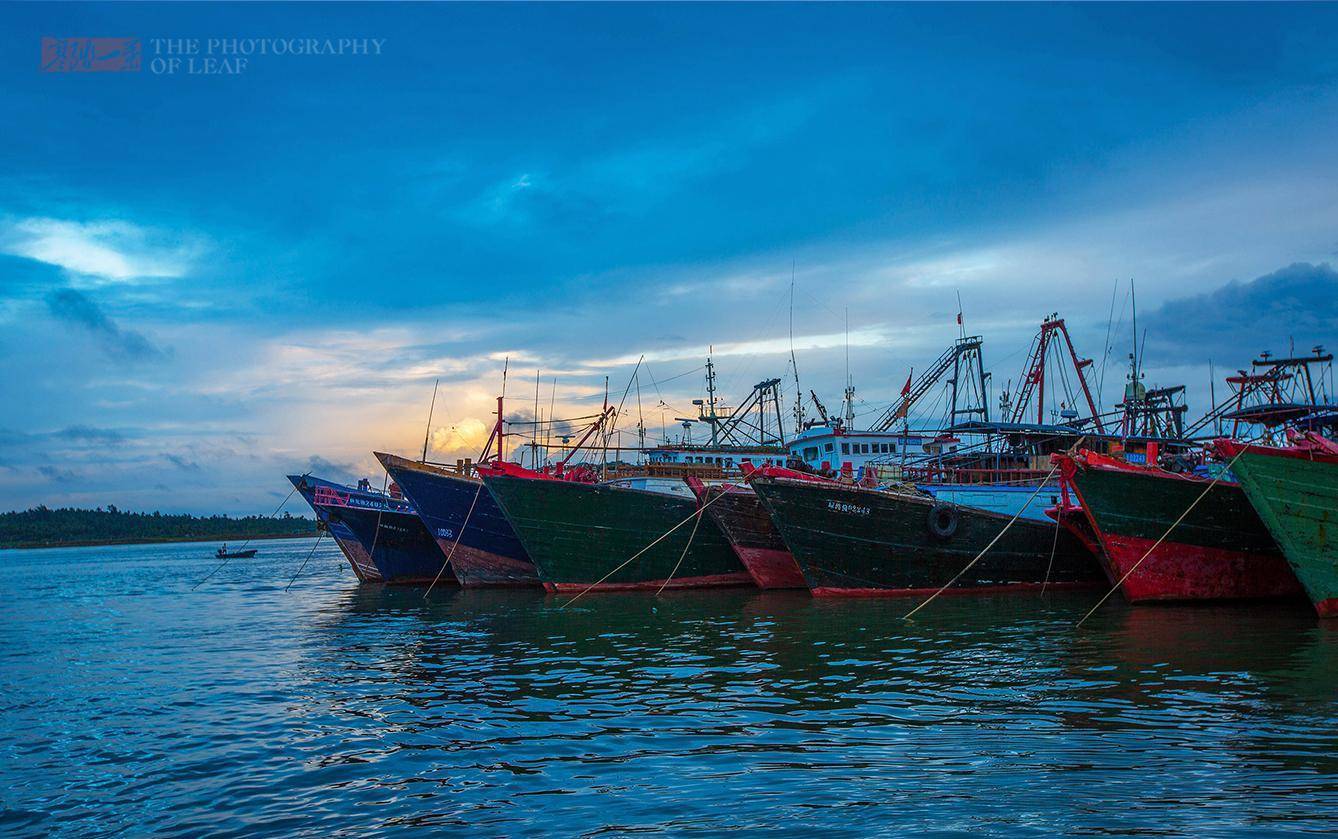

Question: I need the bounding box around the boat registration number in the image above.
[826,500,871,517]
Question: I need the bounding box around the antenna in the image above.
[545,376,556,468]
[843,308,855,428]
[420,378,439,463]
[1209,359,1219,436]
[789,262,803,433]
[1130,282,1138,384]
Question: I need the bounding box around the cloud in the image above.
[165,453,201,472]
[57,425,127,445]
[302,455,360,484]
[1,217,199,283]
[585,326,891,367]
[37,465,80,483]
[1142,262,1338,362]
[46,288,169,362]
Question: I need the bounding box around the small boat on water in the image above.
[215,545,257,559]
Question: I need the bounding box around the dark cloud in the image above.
[165,453,201,472]
[58,425,127,445]
[1143,263,1338,363]
[37,464,79,483]
[303,455,360,484]
[46,288,169,362]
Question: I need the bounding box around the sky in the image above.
[2,3,1337,515]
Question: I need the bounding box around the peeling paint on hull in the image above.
[699,486,805,589]
[1059,453,1302,603]
[1224,444,1338,616]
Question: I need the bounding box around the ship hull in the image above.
[326,504,455,586]
[288,475,382,582]
[481,474,751,592]
[699,485,805,589]
[1059,453,1301,603]
[752,477,1101,596]
[377,454,539,587]
[1223,445,1338,616]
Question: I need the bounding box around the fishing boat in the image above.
[1054,449,1300,602]
[686,477,805,589]
[377,451,539,587]
[1215,433,1338,616]
[214,545,257,559]
[288,474,383,582]
[291,473,455,586]
[480,459,750,591]
[751,466,1102,596]
[1053,348,1336,604]
[476,361,795,592]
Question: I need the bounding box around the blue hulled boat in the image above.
[375,452,539,587]
[287,474,455,585]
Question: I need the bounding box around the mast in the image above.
[420,378,439,463]
[789,267,804,434]
[703,351,721,446]
[531,369,541,468]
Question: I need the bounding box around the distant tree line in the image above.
[0,505,318,549]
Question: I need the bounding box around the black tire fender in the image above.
[926,501,959,540]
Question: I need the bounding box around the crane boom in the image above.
[871,336,985,431]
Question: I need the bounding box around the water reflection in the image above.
[2,541,1335,835]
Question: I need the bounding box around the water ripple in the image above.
[2,538,1337,835]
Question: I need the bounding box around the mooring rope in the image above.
[560,486,731,609]
[1041,501,1062,595]
[903,463,1060,620]
[366,472,390,568]
[424,479,484,598]
[192,472,307,591]
[1076,445,1248,628]
[285,531,325,591]
[655,504,705,596]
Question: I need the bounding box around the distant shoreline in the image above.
[0,530,320,551]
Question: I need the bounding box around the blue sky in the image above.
[2,3,1337,514]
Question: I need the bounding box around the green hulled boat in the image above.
[1216,436,1338,617]
[479,464,751,592]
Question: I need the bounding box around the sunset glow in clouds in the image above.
[2,4,1337,513]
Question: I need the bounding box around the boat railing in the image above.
[896,465,1054,486]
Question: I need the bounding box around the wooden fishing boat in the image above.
[376,452,539,587]
[1054,450,1301,602]
[1214,434,1338,616]
[214,546,256,559]
[288,474,383,582]
[293,474,455,585]
[686,477,805,589]
[750,469,1102,597]
[479,460,750,592]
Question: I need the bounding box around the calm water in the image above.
[2,538,1337,836]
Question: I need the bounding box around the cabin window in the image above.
[726,459,734,468]
[841,443,850,454]
[890,444,897,453]
[824,442,833,452]
[860,444,869,454]
[803,446,819,461]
